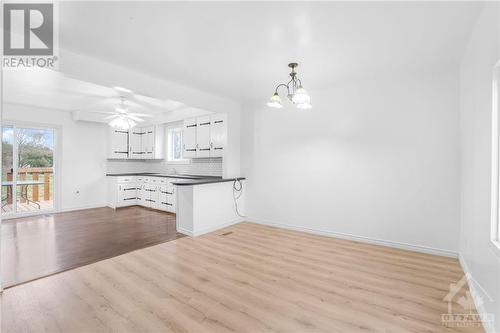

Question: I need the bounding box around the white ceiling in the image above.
[59,1,483,102]
[3,69,187,122]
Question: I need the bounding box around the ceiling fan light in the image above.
[115,106,127,113]
[267,93,283,109]
[292,86,310,104]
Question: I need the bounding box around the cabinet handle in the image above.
[214,120,223,124]
[214,147,223,150]
[199,122,210,126]
[186,149,196,152]
[199,148,210,151]
[187,124,197,128]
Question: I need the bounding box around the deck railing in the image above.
[5,167,53,203]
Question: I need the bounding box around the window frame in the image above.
[491,59,500,257]
[166,126,190,164]
[1,120,61,219]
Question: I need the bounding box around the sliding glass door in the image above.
[2,126,55,215]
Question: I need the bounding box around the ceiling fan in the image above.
[100,96,153,130]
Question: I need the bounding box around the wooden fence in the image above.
[5,167,53,203]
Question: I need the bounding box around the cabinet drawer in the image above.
[117,176,135,183]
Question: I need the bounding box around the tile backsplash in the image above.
[106,158,223,177]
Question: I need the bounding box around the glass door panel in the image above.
[2,126,14,214]
[15,127,55,213]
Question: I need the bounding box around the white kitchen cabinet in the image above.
[196,116,212,158]
[108,176,178,213]
[183,113,227,159]
[117,182,139,207]
[129,129,144,159]
[142,126,155,158]
[210,113,227,157]
[183,118,197,158]
[142,181,159,209]
[108,126,164,160]
[109,129,129,159]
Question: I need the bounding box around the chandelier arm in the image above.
[275,83,290,95]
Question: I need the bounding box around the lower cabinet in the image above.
[117,183,139,207]
[109,176,177,213]
[158,184,176,213]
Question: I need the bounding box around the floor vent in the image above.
[221,231,234,236]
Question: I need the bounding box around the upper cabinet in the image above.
[210,113,227,158]
[196,116,212,158]
[109,129,130,159]
[183,118,197,158]
[108,125,164,160]
[183,113,227,159]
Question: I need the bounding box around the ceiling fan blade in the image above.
[126,115,146,122]
[89,111,117,115]
[104,115,120,120]
[128,112,153,117]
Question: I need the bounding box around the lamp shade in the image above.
[267,92,283,108]
[292,86,310,104]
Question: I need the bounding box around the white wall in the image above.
[3,103,108,211]
[241,68,461,255]
[459,3,500,332]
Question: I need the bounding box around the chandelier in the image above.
[267,63,311,109]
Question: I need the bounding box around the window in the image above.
[2,125,56,216]
[167,127,186,162]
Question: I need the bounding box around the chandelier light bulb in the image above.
[267,92,283,108]
[292,86,310,104]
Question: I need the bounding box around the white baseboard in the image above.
[179,217,244,237]
[458,254,497,333]
[246,217,458,258]
[57,204,108,213]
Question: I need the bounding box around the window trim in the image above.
[490,59,500,257]
[166,126,190,164]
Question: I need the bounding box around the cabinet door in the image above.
[129,129,143,159]
[158,185,169,211]
[118,183,137,206]
[196,116,211,158]
[149,185,159,210]
[109,129,129,159]
[210,114,227,157]
[136,183,145,206]
[167,184,176,213]
[143,126,154,159]
[142,183,152,208]
[183,118,197,158]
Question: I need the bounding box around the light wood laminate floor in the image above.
[2,222,484,333]
[2,206,183,287]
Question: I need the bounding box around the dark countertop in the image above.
[171,177,246,186]
[106,173,220,180]
[106,173,245,186]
